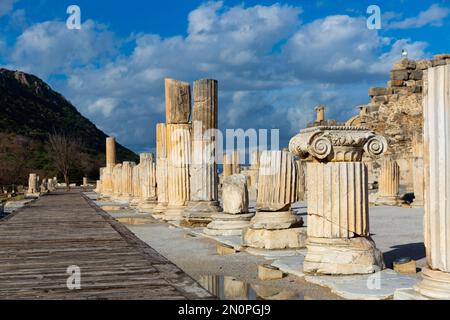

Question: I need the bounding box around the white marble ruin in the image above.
[289,126,388,274]
[396,62,450,299]
[205,174,253,236]
[185,79,222,224]
[243,150,306,252]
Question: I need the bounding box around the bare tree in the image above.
[47,133,82,191]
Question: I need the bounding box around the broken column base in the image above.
[415,268,450,299]
[182,201,223,227]
[138,200,157,213]
[303,237,384,275]
[242,227,307,251]
[395,268,450,300]
[204,213,254,236]
[164,205,187,222]
[375,195,401,206]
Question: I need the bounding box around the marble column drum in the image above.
[410,64,450,299]
[243,151,307,252]
[26,173,39,198]
[376,158,400,206]
[130,163,141,207]
[102,137,117,198]
[154,123,169,214]
[120,162,135,202]
[205,174,253,236]
[290,126,387,275]
[165,123,191,221]
[185,79,222,225]
[139,153,157,213]
[112,164,122,200]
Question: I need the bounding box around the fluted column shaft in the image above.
[379,158,400,198]
[140,153,156,201]
[112,164,122,198]
[167,124,191,207]
[156,123,169,207]
[257,151,298,212]
[423,65,450,272]
[307,162,369,238]
[121,162,134,199]
[190,79,219,202]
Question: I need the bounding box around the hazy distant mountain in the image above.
[0,68,137,186]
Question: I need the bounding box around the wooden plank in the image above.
[0,190,213,300]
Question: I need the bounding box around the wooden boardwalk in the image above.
[0,190,213,300]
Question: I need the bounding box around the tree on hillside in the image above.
[47,133,82,191]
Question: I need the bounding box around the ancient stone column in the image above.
[243,150,306,251]
[205,174,253,236]
[289,126,388,275]
[130,164,141,207]
[232,150,241,174]
[223,154,233,178]
[412,134,424,207]
[410,63,450,299]
[82,177,88,187]
[165,124,191,221]
[185,79,222,224]
[376,157,400,205]
[106,137,117,167]
[40,178,48,193]
[246,150,260,188]
[154,123,169,214]
[101,137,116,198]
[296,159,307,201]
[165,78,191,124]
[163,78,192,222]
[139,153,157,213]
[120,162,135,202]
[112,164,122,200]
[27,173,38,196]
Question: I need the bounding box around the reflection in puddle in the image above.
[116,217,155,225]
[198,275,304,300]
[101,205,127,212]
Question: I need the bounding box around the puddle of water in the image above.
[197,275,305,300]
[101,205,127,212]
[116,217,155,225]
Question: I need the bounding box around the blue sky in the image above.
[1,0,449,154]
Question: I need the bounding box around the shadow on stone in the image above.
[383,242,425,268]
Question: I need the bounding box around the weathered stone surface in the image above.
[154,123,168,213]
[222,174,248,214]
[434,54,450,60]
[185,79,221,221]
[106,137,116,167]
[290,126,387,275]
[258,265,284,281]
[139,153,157,212]
[243,227,307,250]
[376,158,400,206]
[27,173,38,196]
[112,164,122,200]
[303,237,384,275]
[410,70,423,80]
[256,151,298,212]
[393,59,416,70]
[120,161,135,201]
[369,87,392,97]
[413,64,450,299]
[391,70,409,81]
[205,213,254,236]
[165,78,191,124]
[165,124,191,221]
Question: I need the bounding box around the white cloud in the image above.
[10,20,117,77]
[88,98,119,117]
[5,2,431,151]
[0,0,17,17]
[387,4,450,29]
